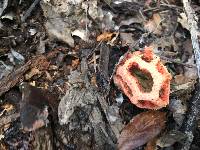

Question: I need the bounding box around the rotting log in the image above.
[0,50,59,97]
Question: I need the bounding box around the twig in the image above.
[85,0,88,40]
[160,4,183,9]
[93,53,97,73]
[102,0,117,13]
[177,83,200,150]
[177,0,200,149]
[21,0,41,22]
[159,55,196,68]
[183,0,200,79]
[86,41,102,59]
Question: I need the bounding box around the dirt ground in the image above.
[0,0,200,150]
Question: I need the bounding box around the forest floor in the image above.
[0,0,200,150]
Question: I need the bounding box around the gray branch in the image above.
[183,0,200,80]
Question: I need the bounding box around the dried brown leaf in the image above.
[171,74,196,93]
[144,13,162,35]
[145,138,157,150]
[20,83,59,131]
[174,74,192,85]
[118,111,166,150]
[97,32,116,42]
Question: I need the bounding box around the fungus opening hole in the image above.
[138,100,157,108]
[159,88,165,98]
[129,65,153,92]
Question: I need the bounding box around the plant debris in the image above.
[20,83,59,131]
[1,0,200,149]
[118,111,166,150]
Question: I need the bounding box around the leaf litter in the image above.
[0,0,200,149]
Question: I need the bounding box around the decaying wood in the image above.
[98,43,123,137]
[99,43,110,79]
[0,60,32,97]
[183,0,200,78]
[57,55,122,148]
[58,77,117,149]
[0,53,55,97]
[179,1,200,150]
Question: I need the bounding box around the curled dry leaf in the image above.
[97,32,116,42]
[118,111,166,150]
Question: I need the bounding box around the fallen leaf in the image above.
[145,138,157,150]
[71,29,88,40]
[118,111,166,150]
[0,104,14,117]
[8,48,25,65]
[97,32,116,42]
[144,13,162,35]
[178,13,189,30]
[0,0,9,17]
[2,104,14,112]
[171,74,196,94]
[156,130,186,147]
[20,83,59,131]
[174,74,193,85]
[120,32,135,47]
[0,134,4,140]
[150,36,177,53]
[169,97,186,126]
[183,56,198,80]
[0,61,13,80]
[1,12,15,20]
[0,142,7,150]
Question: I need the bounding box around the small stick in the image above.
[159,55,196,68]
[21,0,41,22]
[183,0,200,79]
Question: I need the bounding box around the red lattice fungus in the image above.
[113,47,172,109]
